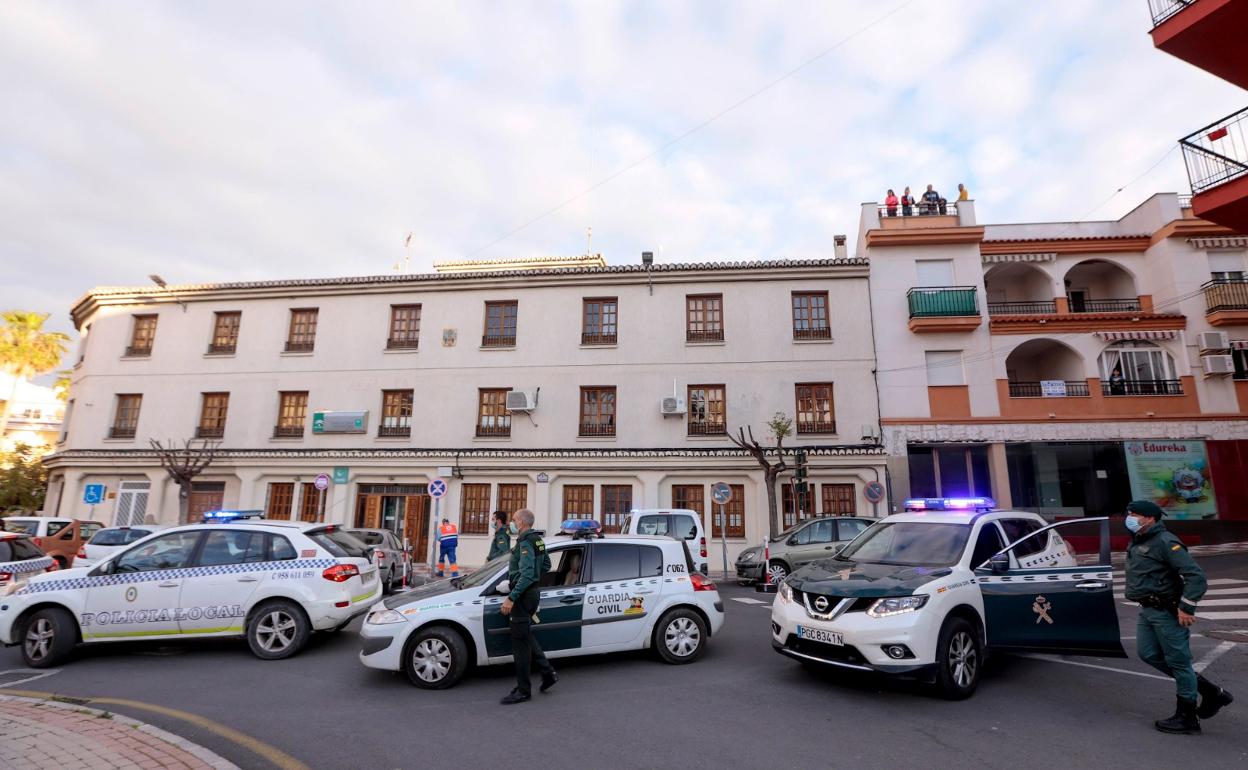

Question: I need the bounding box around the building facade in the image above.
[1,373,64,454]
[45,255,887,566]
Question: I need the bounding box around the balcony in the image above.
[1150,0,1248,89]
[875,201,965,231]
[686,329,724,343]
[273,425,304,438]
[579,422,616,438]
[988,300,1057,316]
[792,326,832,341]
[386,337,420,350]
[581,332,618,346]
[1181,106,1248,231]
[195,426,224,439]
[124,346,152,358]
[481,334,516,348]
[284,341,315,353]
[1007,380,1091,398]
[378,425,411,438]
[688,421,727,436]
[206,343,236,355]
[108,426,136,439]
[795,420,837,435]
[1103,379,1184,396]
[1203,277,1248,325]
[906,287,982,333]
[1070,298,1142,313]
[476,423,511,438]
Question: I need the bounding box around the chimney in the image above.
[642,251,654,267]
[833,235,847,260]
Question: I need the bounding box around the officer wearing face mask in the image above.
[1123,500,1233,734]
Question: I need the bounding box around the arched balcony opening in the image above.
[985,263,1056,316]
[1005,339,1089,397]
[1063,260,1139,313]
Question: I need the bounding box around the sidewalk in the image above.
[0,695,237,770]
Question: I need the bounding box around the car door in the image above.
[177,529,271,635]
[975,517,1125,657]
[793,520,838,568]
[82,530,204,640]
[834,518,869,547]
[482,545,586,658]
[582,543,663,648]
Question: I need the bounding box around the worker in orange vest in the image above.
[436,517,459,578]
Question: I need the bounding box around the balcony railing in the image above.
[686,329,725,343]
[108,426,136,439]
[481,334,517,347]
[793,326,832,340]
[386,337,420,350]
[476,423,511,438]
[195,426,224,439]
[579,422,616,437]
[581,332,618,345]
[987,300,1057,316]
[688,421,727,436]
[1069,298,1142,313]
[1178,194,1193,209]
[1148,0,1192,26]
[124,346,152,357]
[378,425,411,438]
[1181,106,1248,194]
[1007,380,1091,398]
[877,201,959,218]
[273,425,305,438]
[1203,278,1248,312]
[907,287,979,318]
[796,420,837,435]
[1102,379,1184,396]
[206,343,236,355]
[284,341,315,353]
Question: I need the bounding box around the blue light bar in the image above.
[560,519,602,535]
[202,509,266,522]
[903,497,995,512]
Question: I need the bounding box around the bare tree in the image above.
[727,412,793,537]
[150,438,220,523]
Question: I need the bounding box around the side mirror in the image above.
[787,536,799,546]
[496,579,511,596]
[989,553,1009,574]
[831,543,845,556]
[91,560,112,576]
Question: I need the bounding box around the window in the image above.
[188,482,225,522]
[198,530,268,566]
[379,390,413,437]
[498,483,527,517]
[640,545,663,577]
[636,515,670,536]
[670,515,697,539]
[309,528,367,557]
[925,350,965,386]
[672,485,704,522]
[477,389,511,437]
[286,308,318,352]
[209,312,241,354]
[542,545,587,587]
[601,484,632,534]
[821,483,855,516]
[1234,348,1248,381]
[582,298,618,345]
[483,301,518,347]
[1099,341,1179,394]
[839,521,970,568]
[270,535,298,561]
[792,292,831,340]
[110,394,142,439]
[579,386,616,437]
[915,259,955,287]
[562,485,594,519]
[712,483,745,539]
[0,538,43,562]
[460,483,491,534]
[795,383,836,434]
[589,544,643,582]
[687,385,726,435]
[265,482,294,520]
[196,393,229,439]
[299,483,325,523]
[388,305,421,349]
[969,523,1005,569]
[781,484,815,529]
[114,531,201,573]
[127,315,157,357]
[686,294,724,342]
[1209,253,1245,281]
[807,520,835,543]
[837,519,868,540]
[274,391,308,437]
[87,528,153,547]
[998,518,1046,558]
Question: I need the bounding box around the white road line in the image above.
[1208,579,1248,586]
[1203,586,1248,596]
[1194,641,1237,673]
[1193,611,1248,620]
[1194,598,1248,607]
[730,597,767,605]
[0,668,61,687]
[1015,654,1169,681]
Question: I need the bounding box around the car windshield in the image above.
[770,523,804,542]
[458,554,510,589]
[348,530,386,546]
[309,529,370,558]
[0,538,44,561]
[91,528,153,546]
[835,522,971,567]
[3,520,36,535]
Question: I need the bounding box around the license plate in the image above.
[796,625,843,646]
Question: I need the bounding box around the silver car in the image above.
[347,528,413,594]
[735,517,873,584]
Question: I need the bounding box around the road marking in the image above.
[0,669,60,688]
[1192,611,1248,620]
[731,597,767,605]
[1194,641,1237,673]
[1202,586,1248,596]
[1014,654,1169,681]
[1114,578,1245,586]
[1194,598,1248,607]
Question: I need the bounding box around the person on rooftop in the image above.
[921,184,941,215]
[885,189,899,217]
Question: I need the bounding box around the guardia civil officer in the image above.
[487,510,511,561]
[499,508,558,704]
[1123,500,1233,734]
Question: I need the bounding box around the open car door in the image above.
[975,517,1126,658]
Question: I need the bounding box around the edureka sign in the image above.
[1123,440,1217,519]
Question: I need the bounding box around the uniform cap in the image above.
[1126,500,1165,519]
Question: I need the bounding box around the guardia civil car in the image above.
[0,512,381,667]
[771,498,1126,699]
[359,521,725,689]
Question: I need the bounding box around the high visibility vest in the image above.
[439,523,459,546]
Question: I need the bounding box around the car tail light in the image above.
[690,572,717,592]
[0,571,11,583]
[699,536,707,559]
[77,547,88,559]
[45,561,59,572]
[322,564,360,582]
[32,537,42,548]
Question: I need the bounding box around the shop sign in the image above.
[312,410,368,434]
[1124,440,1217,519]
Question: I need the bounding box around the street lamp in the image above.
[149,274,167,288]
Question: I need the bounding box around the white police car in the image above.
[359,520,726,689]
[771,498,1126,699]
[0,511,381,667]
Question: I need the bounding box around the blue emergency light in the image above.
[201,509,266,523]
[560,519,602,538]
[903,497,996,512]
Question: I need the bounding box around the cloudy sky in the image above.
[2,1,1244,349]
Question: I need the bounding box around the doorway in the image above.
[355,484,431,559]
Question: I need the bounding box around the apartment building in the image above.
[45,254,886,565]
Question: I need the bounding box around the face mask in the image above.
[1125,515,1142,534]
[508,522,519,535]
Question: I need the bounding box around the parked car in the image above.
[347,528,413,594]
[735,517,874,584]
[75,525,170,568]
[0,533,58,587]
[2,517,103,569]
[619,509,708,574]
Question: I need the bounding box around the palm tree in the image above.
[0,312,71,440]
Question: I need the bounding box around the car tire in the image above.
[20,607,77,668]
[653,608,708,665]
[933,616,981,700]
[245,600,311,660]
[385,567,396,595]
[52,555,69,571]
[766,560,789,584]
[403,625,468,689]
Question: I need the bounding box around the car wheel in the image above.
[653,608,708,665]
[52,555,69,571]
[21,608,77,668]
[403,626,468,689]
[766,560,789,584]
[933,616,981,700]
[246,600,311,660]
[385,567,397,595]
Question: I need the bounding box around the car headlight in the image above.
[779,580,793,603]
[2,580,29,597]
[865,595,928,618]
[740,549,759,563]
[366,609,406,625]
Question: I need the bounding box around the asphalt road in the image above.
[2,555,1246,770]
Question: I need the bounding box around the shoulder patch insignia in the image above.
[1171,544,1182,551]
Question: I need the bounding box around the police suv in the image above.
[0,511,381,667]
[359,520,725,689]
[771,498,1126,699]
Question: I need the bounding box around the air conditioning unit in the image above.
[1201,354,1235,376]
[505,389,539,411]
[660,396,687,416]
[1197,331,1230,352]
[861,424,881,442]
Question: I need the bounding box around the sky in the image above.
[2,0,1245,354]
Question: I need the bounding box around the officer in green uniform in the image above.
[1123,500,1233,734]
[499,508,558,704]
[487,510,511,561]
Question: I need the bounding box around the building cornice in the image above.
[1150,218,1237,244]
[864,227,985,248]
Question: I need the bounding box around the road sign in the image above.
[711,482,733,505]
[864,481,885,504]
[429,478,448,499]
[83,484,106,505]
[332,467,349,484]
[314,474,330,491]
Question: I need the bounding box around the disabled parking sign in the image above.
[83,484,106,505]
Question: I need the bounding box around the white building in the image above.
[0,373,64,454]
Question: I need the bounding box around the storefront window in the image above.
[907,445,992,499]
[1006,442,1131,518]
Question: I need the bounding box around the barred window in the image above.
[299,483,325,523]
[582,298,618,344]
[380,390,413,437]
[792,292,831,340]
[286,308,318,352]
[795,383,836,434]
[477,389,511,437]
[128,315,158,356]
[460,483,491,534]
[274,391,308,437]
[685,294,724,342]
[483,301,518,347]
[601,485,632,534]
[197,393,229,438]
[579,387,616,437]
[210,312,241,354]
[672,484,704,519]
[498,484,527,517]
[388,305,421,349]
[110,394,142,439]
[687,385,726,435]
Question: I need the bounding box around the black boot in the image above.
[1155,697,1201,735]
[540,671,559,693]
[1196,675,1234,719]
[500,688,531,705]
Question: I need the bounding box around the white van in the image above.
[619,509,708,574]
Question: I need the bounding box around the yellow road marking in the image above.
[0,687,309,770]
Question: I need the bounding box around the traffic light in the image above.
[794,449,808,481]
[794,481,809,494]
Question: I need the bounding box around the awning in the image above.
[981,252,1056,264]
[1097,330,1177,341]
[1232,340,1248,350]
[1188,237,1248,250]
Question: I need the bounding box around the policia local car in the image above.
[0,511,381,667]
[771,498,1126,699]
[359,521,725,689]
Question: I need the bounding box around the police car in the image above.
[359,520,725,689]
[0,511,381,667]
[1,533,57,587]
[771,498,1126,699]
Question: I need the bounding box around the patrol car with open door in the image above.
[770,498,1126,698]
[358,520,726,689]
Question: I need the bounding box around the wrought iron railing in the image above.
[195,426,224,439]
[796,420,837,435]
[877,201,959,218]
[1203,278,1248,312]
[1069,298,1142,313]
[284,340,315,353]
[273,425,305,438]
[686,328,725,343]
[476,423,511,438]
[793,326,832,340]
[481,334,517,347]
[108,426,136,439]
[1148,0,1192,26]
[1102,379,1184,396]
[378,425,411,438]
[206,343,236,355]
[688,421,727,436]
[124,345,152,357]
[386,337,420,350]
[1181,106,1248,194]
[1007,381,1091,398]
[987,300,1057,316]
[581,332,618,345]
[907,287,979,317]
[579,422,616,437]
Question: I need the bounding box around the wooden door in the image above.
[403,494,432,560]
